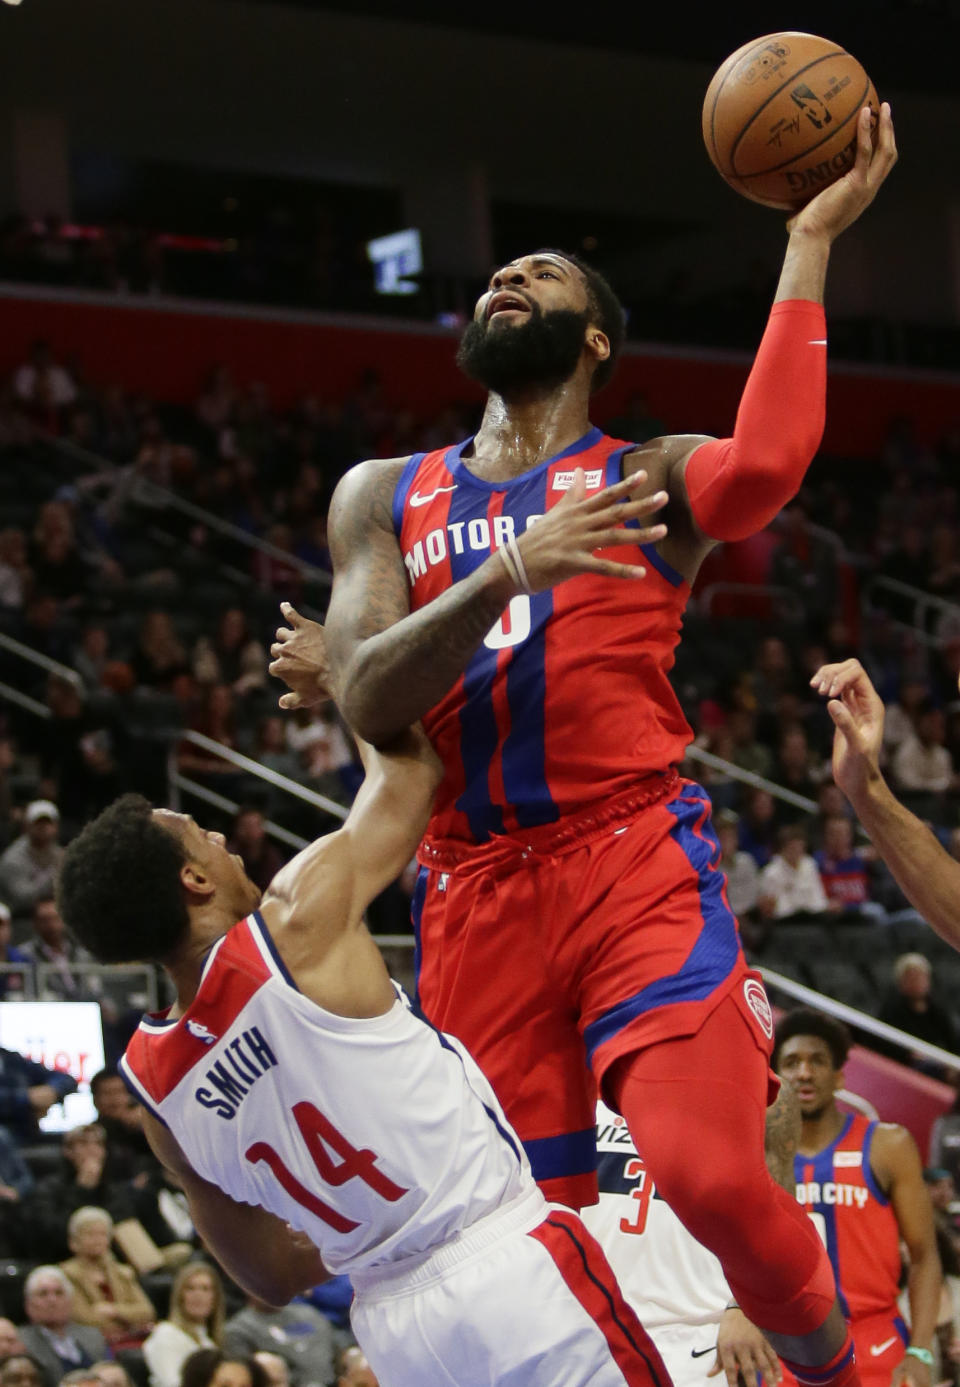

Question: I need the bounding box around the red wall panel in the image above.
[0,290,957,458]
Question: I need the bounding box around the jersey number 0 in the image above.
[484,595,532,650]
[246,1100,409,1234]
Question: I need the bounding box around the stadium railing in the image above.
[863,573,960,646]
[684,745,818,814]
[34,431,333,613]
[167,728,348,854]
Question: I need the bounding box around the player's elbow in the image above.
[340,660,408,747]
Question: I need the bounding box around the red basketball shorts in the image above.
[414,776,750,1208]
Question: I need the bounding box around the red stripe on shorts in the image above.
[527,1209,669,1387]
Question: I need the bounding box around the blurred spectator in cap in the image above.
[0,802,63,920]
[0,903,29,1000]
[0,1044,77,1145]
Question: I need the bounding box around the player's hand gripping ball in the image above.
[702,32,878,210]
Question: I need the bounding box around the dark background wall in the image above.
[0,0,957,326]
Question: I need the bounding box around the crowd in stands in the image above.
[0,336,959,1043]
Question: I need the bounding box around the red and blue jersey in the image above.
[794,1113,902,1322]
[393,428,692,845]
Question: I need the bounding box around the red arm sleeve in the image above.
[684,299,827,543]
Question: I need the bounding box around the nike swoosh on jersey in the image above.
[409,485,457,507]
[870,1337,899,1356]
[690,1346,717,1359]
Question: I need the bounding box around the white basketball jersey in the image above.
[580,1102,731,1329]
[120,912,532,1278]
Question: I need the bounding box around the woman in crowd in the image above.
[142,1264,225,1387]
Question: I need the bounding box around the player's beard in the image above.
[457,304,590,395]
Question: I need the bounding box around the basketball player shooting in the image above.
[272,105,897,1387]
[56,683,670,1387]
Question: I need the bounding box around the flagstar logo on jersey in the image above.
[834,1150,863,1167]
[186,1019,217,1046]
[743,978,773,1039]
[552,469,604,491]
[408,484,457,508]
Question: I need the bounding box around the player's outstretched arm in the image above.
[142,1111,328,1304]
[812,658,960,952]
[873,1125,940,1387]
[325,459,667,745]
[674,106,896,553]
[264,692,441,935]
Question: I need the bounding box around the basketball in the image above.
[702,32,878,210]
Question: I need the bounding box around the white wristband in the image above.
[506,534,534,596]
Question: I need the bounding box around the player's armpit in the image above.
[143,1112,328,1303]
[626,433,718,584]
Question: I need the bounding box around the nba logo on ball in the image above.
[744,979,774,1039]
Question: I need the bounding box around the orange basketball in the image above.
[702,32,878,210]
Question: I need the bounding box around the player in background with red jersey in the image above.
[272,107,898,1387]
[775,1010,940,1387]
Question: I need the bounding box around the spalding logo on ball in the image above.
[702,32,879,209]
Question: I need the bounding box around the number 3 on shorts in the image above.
[484,596,532,650]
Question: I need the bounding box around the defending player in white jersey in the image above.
[582,1091,800,1387]
[57,660,669,1387]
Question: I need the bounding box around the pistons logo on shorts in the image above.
[743,978,774,1040]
